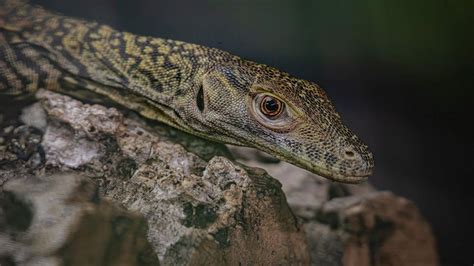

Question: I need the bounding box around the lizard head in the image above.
[186,60,374,183]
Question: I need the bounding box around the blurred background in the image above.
[30,0,474,264]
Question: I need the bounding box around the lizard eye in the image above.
[260,95,284,119]
[251,93,296,131]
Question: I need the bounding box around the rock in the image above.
[309,192,438,266]
[228,146,375,219]
[0,89,438,265]
[0,90,309,265]
[229,146,439,265]
[20,102,47,132]
[0,173,158,266]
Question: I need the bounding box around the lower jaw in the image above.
[288,159,370,183]
[251,144,370,184]
[304,163,370,184]
[325,174,368,184]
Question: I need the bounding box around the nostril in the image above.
[345,150,355,158]
[343,148,357,160]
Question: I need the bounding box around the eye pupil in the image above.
[260,95,283,117]
[265,98,278,112]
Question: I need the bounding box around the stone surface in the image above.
[0,90,309,265]
[230,146,439,266]
[0,173,158,266]
[0,90,438,265]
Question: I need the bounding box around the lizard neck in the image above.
[1,1,243,138]
[1,1,212,100]
[1,3,219,130]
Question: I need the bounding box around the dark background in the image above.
[31,0,474,264]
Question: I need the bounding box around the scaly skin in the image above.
[0,0,374,183]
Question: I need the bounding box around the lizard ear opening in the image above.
[197,84,205,112]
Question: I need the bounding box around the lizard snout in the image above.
[338,143,374,179]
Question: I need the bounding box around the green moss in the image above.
[212,227,230,248]
[182,203,217,229]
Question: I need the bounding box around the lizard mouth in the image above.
[291,156,371,184]
[261,144,373,184]
[313,167,371,183]
[307,151,373,184]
